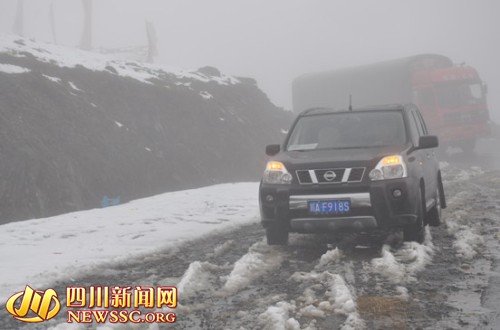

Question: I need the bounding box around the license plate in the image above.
[308,200,351,215]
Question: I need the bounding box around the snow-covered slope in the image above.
[0,35,239,85]
[0,35,291,222]
[0,182,259,303]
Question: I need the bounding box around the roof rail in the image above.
[299,107,335,116]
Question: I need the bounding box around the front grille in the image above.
[296,167,365,185]
[348,167,365,182]
[296,170,313,184]
[315,169,344,183]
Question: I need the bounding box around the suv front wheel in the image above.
[403,187,425,243]
[266,223,289,245]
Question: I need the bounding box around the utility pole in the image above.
[80,0,92,50]
[13,0,24,37]
[145,20,158,63]
[49,2,57,44]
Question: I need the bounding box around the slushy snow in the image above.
[0,182,259,303]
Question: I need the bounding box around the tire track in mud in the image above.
[2,165,499,330]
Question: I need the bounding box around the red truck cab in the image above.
[412,64,490,152]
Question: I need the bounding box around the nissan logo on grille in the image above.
[296,167,365,184]
[323,171,336,181]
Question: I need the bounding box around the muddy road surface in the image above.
[2,157,499,330]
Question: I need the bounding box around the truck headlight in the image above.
[369,155,407,181]
[263,161,292,184]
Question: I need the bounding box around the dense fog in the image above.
[0,0,499,121]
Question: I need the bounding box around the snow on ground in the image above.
[0,182,259,303]
[68,81,83,91]
[0,34,240,85]
[212,239,235,257]
[316,247,343,269]
[199,91,213,100]
[259,301,300,330]
[444,191,484,260]
[0,62,30,74]
[290,269,365,329]
[441,165,488,260]
[221,240,285,295]
[176,261,221,299]
[371,227,434,284]
[43,74,62,83]
[288,247,365,329]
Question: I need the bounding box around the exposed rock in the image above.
[0,36,292,222]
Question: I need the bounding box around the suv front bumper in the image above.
[260,177,419,233]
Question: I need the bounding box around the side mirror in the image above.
[266,144,280,156]
[418,135,439,149]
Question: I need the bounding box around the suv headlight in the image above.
[369,155,407,181]
[263,161,292,184]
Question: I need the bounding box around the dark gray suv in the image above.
[259,104,446,245]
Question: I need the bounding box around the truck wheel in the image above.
[427,186,442,227]
[403,187,425,243]
[266,224,288,245]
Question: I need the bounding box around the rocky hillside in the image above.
[0,35,292,223]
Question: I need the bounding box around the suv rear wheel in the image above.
[266,224,289,245]
[403,187,425,243]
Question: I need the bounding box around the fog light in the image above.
[392,189,402,198]
[265,194,274,202]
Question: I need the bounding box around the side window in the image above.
[411,110,424,137]
[407,111,420,145]
[415,110,429,135]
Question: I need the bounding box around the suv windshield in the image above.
[436,81,484,108]
[287,111,407,151]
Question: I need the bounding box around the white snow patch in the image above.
[222,240,284,294]
[290,271,364,329]
[316,247,342,269]
[0,63,30,74]
[445,190,484,260]
[396,286,409,301]
[145,147,152,152]
[371,227,434,284]
[259,301,299,330]
[42,74,62,83]
[281,129,288,134]
[175,81,192,87]
[176,261,220,298]
[371,245,405,283]
[90,102,97,107]
[0,182,259,303]
[68,81,82,91]
[218,117,225,121]
[114,121,123,127]
[0,35,239,86]
[300,304,325,318]
[213,240,234,256]
[199,91,213,100]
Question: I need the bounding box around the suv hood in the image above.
[275,145,408,170]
